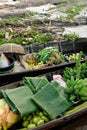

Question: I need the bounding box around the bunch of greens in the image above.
[65,78,87,102]
[63,51,87,81]
[36,47,64,64]
[63,51,87,103]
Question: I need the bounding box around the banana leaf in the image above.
[33,83,71,119]
[1,86,39,117]
[23,76,49,93]
[1,90,17,112]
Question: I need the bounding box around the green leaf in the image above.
[2,86,39,117]
[33,83,71,119]
[23,76,49,93]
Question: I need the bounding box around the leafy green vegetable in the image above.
[63,52,87,102]
[63,51,84,81]
[36,47,64,64]
[65,78,87,102]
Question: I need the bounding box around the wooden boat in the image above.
[0,76,87,130]
[0,38,87,86]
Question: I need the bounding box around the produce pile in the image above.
[20,46,85,71]
[63,52,87,102]
[20,47,64,70]
[65,52,84,61]
[22,110,50,129]
[36,47,64,64]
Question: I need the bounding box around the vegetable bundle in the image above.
[65,78,87,102]
[20,46,65,70]
[63,51,87,102]
[63,51,87,81]
[63,61,87,81]
[36,47,64,64]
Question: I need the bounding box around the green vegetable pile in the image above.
[36,47,64,64]
[63,61,87,81]
[63,51,87,102]
[65,78,87,102]
[65,53,83,61]
[63,52,87,81]
[22,110,50,129]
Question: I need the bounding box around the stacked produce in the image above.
[65,78,87,102]
[20,46,64,70]
[22,110,50,129]
[63,52,87,81]
[36,47,64,64]
[63,51,87,102]
[65,52,83,61]
[20,53,45,70]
